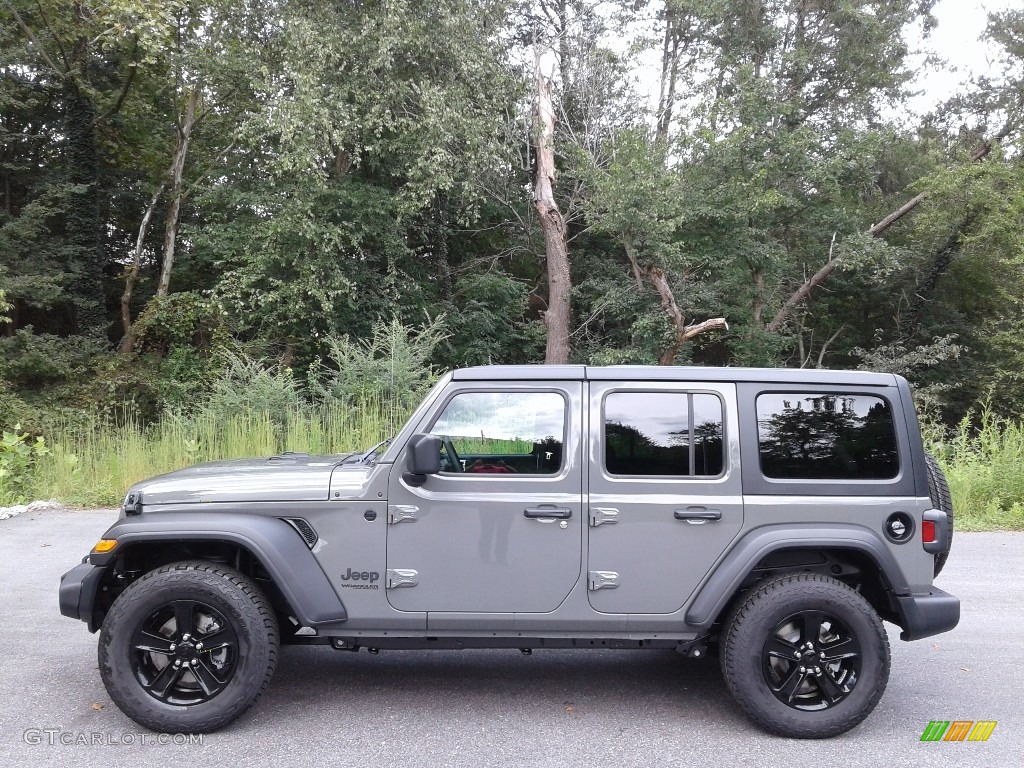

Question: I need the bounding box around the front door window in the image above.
[430,391,566,475]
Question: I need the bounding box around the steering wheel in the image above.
[442,437,463,472]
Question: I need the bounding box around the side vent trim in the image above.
[282,517,318,549]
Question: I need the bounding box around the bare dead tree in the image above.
[119,184,165,353]
[533,45,572,365]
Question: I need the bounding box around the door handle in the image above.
[524,505,572,520]
[674,507,722,523]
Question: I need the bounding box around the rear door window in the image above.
[603,392,724,477]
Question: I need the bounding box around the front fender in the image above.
[93,512,347,627]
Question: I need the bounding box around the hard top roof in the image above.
[451,364,899,386]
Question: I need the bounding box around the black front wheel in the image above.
[99,561,279,733]
[720,574,890,739]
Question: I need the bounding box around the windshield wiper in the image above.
[341,437,393,466]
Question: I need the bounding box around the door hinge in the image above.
[588,570,620,590]
[387,505,418,525]
[589,507,619,527]
[386,569,419,589]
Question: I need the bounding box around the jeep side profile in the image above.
[59,365,958,738]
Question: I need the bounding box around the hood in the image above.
[128,452,358,506]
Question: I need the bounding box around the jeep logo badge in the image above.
[340,568,379,583]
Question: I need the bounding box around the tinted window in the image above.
[604,392,724,477]
[430,391,565,474]
[756,393,898,480]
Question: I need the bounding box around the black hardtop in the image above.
[452,364,899,387]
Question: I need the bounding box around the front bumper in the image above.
[59,561,105,632]
[895,586,960,641]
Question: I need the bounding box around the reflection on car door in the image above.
[386,382,584,615]
[586,382,744,614]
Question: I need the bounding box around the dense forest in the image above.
[1,1,1024,484]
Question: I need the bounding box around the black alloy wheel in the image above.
[99,561,279,733]
[720,573,889,739]
[130,599,239,705]
[761,610,862,711]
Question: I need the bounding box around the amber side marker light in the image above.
[92,539,117,553]
[922,520,937,544]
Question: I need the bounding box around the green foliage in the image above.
[442,273,543,366]
[852,334,962,410]
[31,406,394,507]
[308,316,447,427]
[0,329,106,389]
[0,423,50,504]
[206,349,304,418]
[132,292,226,354]
[929,409,1024,531]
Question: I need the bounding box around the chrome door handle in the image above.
[674,507,722,523]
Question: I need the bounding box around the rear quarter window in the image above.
[756,393,899,480]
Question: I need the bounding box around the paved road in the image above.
[1,508,1021,768]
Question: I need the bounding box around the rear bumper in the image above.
[59,561,105,632]
[895,587,960,641]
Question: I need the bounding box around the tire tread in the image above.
[98,560,279,733]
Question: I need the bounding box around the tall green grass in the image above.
[31,401,400,507]
[930,411,1024,531]
[21,401,1024,531]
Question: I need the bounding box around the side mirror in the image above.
[403,433,441,487]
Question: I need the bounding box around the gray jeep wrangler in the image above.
[59,365,958,738]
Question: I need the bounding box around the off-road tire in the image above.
[720,574,890,739]
[98,560,279,733]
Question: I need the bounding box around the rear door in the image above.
[586,381,743,614]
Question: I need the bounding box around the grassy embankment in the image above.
[24,408,1024,530]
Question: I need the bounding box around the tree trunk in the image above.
[751,266,765,327]
[656,5,682,145]
[157,87,201,298]
[533,47,571,365]
[622,235,644,289]
[64,14,105,336]
[119,185,164,353]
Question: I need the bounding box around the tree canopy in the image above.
[2,0,1023,427]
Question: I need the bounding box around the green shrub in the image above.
[308,316,446,430]
[928,407,1024,531]
[0,424,50,504]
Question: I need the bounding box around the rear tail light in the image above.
[922,519,937,544]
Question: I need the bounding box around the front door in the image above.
[586,381,744,614]
[386,382,583,614]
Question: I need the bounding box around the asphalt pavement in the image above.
[1,507,1021,768]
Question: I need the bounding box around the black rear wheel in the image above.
[99,561,279,733]
[720,574,889,739]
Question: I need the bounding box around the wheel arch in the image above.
[90,512,347,632]
[685,525,909,631]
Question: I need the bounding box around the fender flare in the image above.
[93,512,347,627]
[684,524,909,629]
